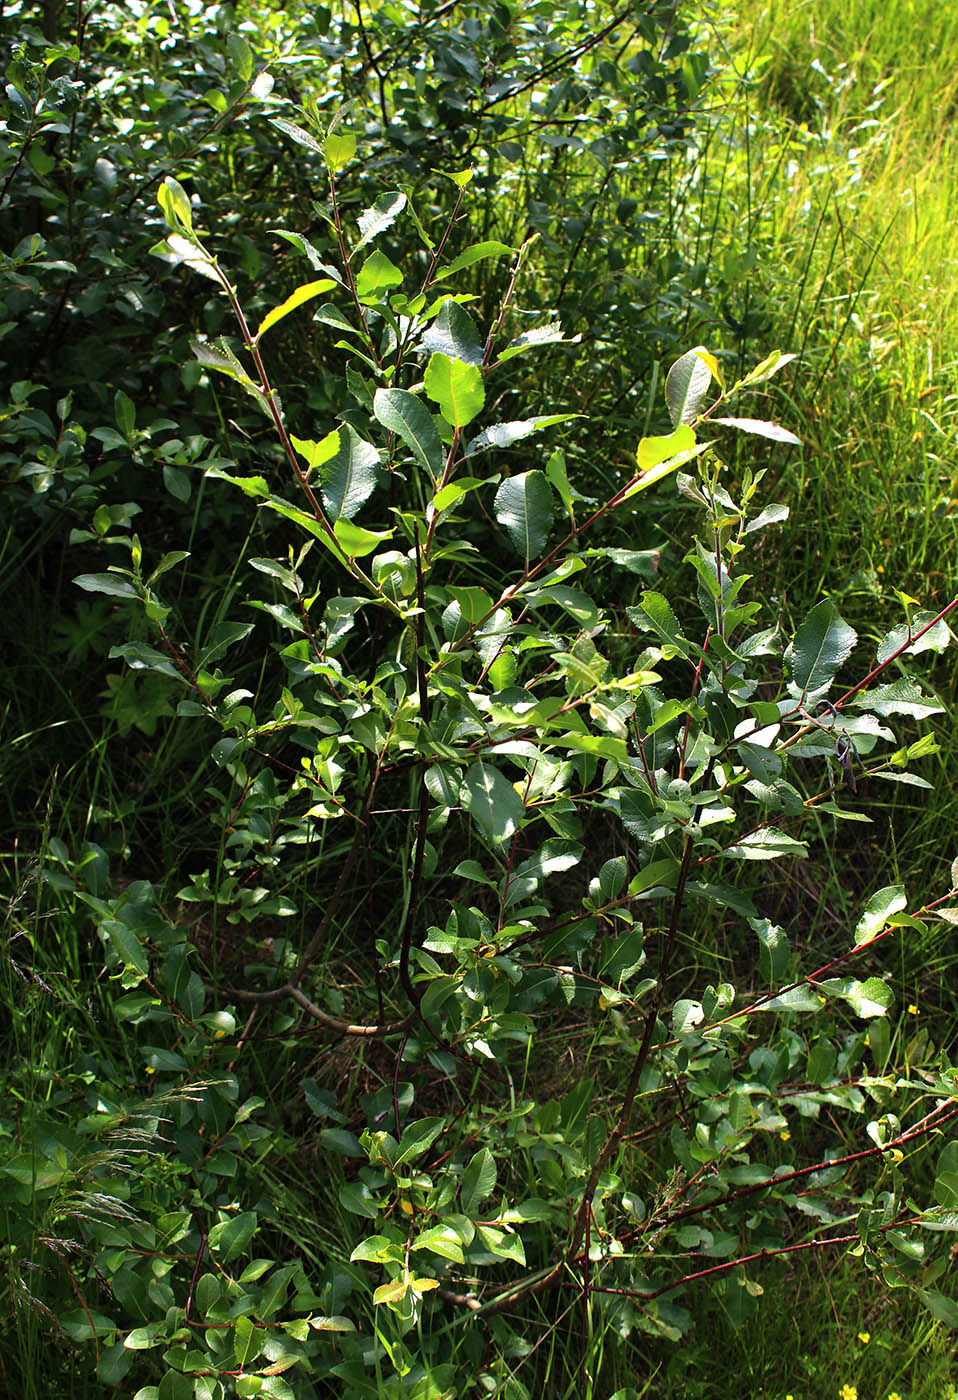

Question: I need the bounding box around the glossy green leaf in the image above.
[435,240,512,280]
[293,425,379,521]
[467,413,580,455]
[422,299,484,364]
[233,1316,263,1369]
[356,249,402,301]
[461,761,524,844]
[270,116,324,154]
[354,191,406,254]
[494,470,553,559]
[725,828,808,860]
[751,917,788,982]
[854,885,907,946]
[411,1225,465,1263]
[877,610,953,663]
[394,1116,445,1165]
[785,599,857,698]
[227,33,253,81]
[665,346,715,426]
[373,387,444,479]
[460,1148,497,1215]
[208,1211,258,1262]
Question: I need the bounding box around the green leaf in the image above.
[373,388,444,479]
[333,518,394,557]
[751,917,788,982]
[785,599,857,699]
[665,346,716,426]
[255,279,336,341]
[227,32,253,81]
[422,299,484,365]
[711,417,801,446]
[461,761,525,844]
[424,352,485,427]
[293,425,379,521]
[157,1371,193,1400]
[394,1117,445,1165]
[435,240,512,280]
[854,885,907,946]
[114,389,136,438]
[233,1316,263,1369]
[356,250,402,301]
[271,117,324,154]
[467,414,581,455]
[724,828,807,861]
[208,1211,258,1262]
[823,976,894,1019]
[735,349,797,389]
[324,130,356,170]
[494,470,553,560]
[74,572,137,600]
[935,1142,958,1208]
[411,1225,465,1263]
[157,177,193,233]
[354,192,406,255]
[918,1289,958,1327]
[628,592,697,661]
[849,679,943,718]
[877,610,953,663]
[461,1148,497,1215]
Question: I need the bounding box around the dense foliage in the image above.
[2,2,957,1398]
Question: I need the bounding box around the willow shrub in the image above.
[10,117,958,1399]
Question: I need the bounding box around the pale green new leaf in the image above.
[356,250,402,302]
[157,176,193,232]
[734,349,797,390]
[424,352,485,427]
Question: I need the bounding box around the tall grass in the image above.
[678,0,958,980]
[653,3,958,1389]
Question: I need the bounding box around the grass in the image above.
[650,0,958,1389]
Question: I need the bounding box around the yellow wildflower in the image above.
[908,1004,919,1015]
[857,1331,870,1344]
[841,1387,858,1400]
[780,1130,791,1141]
[888,1393,901,1400]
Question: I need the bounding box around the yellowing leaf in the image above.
[255,279,336,341]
